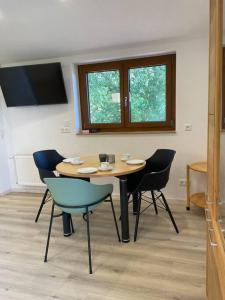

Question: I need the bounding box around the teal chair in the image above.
[43,178,121,274]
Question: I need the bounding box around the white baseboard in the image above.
[11,185,45,194]
[5,185,185,201]
[0,189,12,196]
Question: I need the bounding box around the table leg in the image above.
[60,177,90,236]
[186,165,190,210]
[62,213,73,236]
[132,192,139,215]
[119,176,130,243]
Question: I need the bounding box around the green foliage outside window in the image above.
[88,70,121,124]
[129,65,166,122]
[87,65,166,124]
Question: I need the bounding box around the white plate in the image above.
[72,161,84,165]
[78,167,98,174]
[126,159,145,165]
[98,166,113,172]
[63,158,84,165]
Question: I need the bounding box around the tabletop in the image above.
[56,155,146,178]
[188,161,207,173]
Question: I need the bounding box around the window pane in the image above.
[87,70,121,124]
[129,65,166,123]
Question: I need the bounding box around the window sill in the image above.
[76,130,177,135]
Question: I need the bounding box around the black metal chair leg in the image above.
[151,191,158,215]
[44,202,55,262]
[86,208,92,274]
[134,193,142,242]
[132,192,139,215]
[70,216,75,233]
[109,195,121,242]
[160,192,179,234]
[35,189,49,223]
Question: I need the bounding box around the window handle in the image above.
[124,97,128,106]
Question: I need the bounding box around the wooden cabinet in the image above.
[207,0,225,299]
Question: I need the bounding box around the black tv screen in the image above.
[0,63,68,107]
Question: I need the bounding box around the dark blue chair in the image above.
[33,150,65,223]
[126,149,179,241]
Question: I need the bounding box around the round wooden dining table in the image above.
[56,155,146,243]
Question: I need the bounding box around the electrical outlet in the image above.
[179,179,187,187]
[63,120,71,127]
[184,124,192,131]
[61,127,71,134]
[63,127,71,133]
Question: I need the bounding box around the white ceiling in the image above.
[0,0,209,64]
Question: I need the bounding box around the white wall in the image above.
[0,102,11,194]
[0,36,209,199]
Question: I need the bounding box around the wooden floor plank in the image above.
[0,193,206,300]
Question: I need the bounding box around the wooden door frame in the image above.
[207,0,223,222]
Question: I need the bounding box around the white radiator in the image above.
[13,155,44,186]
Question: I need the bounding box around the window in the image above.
[78,54,176,132]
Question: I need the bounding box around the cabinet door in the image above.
[206,209,225,299]
[207,0,225,299]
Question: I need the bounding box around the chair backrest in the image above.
[44,178,113,209]
[145,149,176,173]
[135,149,176,192]
[127,149,176,193]
[38,169,57,182]
[33,150,64,182]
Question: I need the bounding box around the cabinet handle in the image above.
[206,194,216,205]
[218,217,225,232]
[207,199,224,205]
[206,200,216,205]
[205,208,211,222]
[208,228,218,247]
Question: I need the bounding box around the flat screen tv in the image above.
[0,62,68,107]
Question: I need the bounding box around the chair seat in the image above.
[56,204,97,214]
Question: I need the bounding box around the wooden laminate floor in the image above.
[0,193,206,300]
